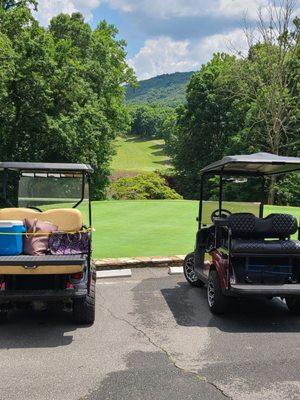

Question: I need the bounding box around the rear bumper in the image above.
[0,255,86,275]
[0,265,84,275]
[228,284,300,296]
[0,289,87,302]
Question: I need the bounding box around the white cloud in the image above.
[217,0,267,19]
[127,36,198,80]
[128,28,248,80]
[107,0,269,20]
[197,28,248,57]
[35,0,102,25]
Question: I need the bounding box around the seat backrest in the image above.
[0,208,83,232]
[227,213,298,239]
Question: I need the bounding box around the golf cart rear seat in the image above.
[0,208,83,231]
[220,213,300,255]
[0,208,85,274]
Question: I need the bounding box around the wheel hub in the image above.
[184,257,198,283]
[208,279,215,307]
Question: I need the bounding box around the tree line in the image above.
[0,0,135,198]
[152,2,300,205]
[1,1,299,205]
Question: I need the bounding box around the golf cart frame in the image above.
[0,162,95,324]
[183,153,300,314]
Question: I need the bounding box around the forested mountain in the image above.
[126,71,194,106]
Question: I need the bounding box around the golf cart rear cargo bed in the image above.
[0,255,86,265]
[0,288,87,301]
[0,255,86,275]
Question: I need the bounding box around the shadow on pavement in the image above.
[0,308,85,349]
[161,281,300,333]
[83,351,224,400]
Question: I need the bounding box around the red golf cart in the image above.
[183,153,300,314]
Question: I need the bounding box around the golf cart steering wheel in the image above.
[211,209,232,222]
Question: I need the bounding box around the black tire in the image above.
[183,252,205,287]
[73,284,95,325]
[285,297,300,314]
[207,270,230,314]
[0,310,7,323]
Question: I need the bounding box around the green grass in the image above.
[111,136,170,172]
[79,200,300,259]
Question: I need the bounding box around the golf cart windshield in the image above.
[18,172,88,209]
[0,162,92,210]
[201,201,261,226]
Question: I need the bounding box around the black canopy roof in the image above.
[201,152,300,176]
[0,162,93,173]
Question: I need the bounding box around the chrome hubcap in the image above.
[208,279,215,307]
[184,257,198,283]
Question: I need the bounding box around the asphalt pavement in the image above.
[1,268,300,400]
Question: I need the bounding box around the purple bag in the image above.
[49,232,90,255]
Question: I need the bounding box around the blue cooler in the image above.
[0,220,26,255]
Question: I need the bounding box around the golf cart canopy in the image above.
[0,162,93,173]
[200,153,300,176]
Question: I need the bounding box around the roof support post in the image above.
[219,170,223,217]
[198,175,204,230]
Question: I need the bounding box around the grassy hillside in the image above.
[126,71,194,106]
[111,136,170,173]
[79,200,300,259]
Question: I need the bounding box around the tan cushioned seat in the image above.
[0,208,83,232]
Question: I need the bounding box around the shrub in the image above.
[111,172,182,200]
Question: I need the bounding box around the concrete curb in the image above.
[168,266,184,275]
[97,269,132,279]
[94,255,186,270]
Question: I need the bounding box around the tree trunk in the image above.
[268,175,277,205]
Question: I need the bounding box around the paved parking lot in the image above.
[1,268,300,400]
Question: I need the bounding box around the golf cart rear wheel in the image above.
[286,297,300,314]
[0,310,7,323]
[73,285,95,325]
[207,270,230,314]
[183,253,204,287]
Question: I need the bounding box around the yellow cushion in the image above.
[0,208,83,232]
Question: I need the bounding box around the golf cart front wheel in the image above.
[207,270,230,314]
[286,297,300,314]
[73,285,95,325]
[183,253,204,287]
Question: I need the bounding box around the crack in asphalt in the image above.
[99,292,232,400]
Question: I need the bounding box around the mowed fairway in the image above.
[111,136,170,172]
[80,200,300,259]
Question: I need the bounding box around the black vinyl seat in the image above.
[223,213,300,255]
[231,238,300,254]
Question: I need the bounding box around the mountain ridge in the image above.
[126,71,194,107]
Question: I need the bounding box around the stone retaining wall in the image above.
[94,255,186,270]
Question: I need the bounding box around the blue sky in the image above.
[35,0,299,80]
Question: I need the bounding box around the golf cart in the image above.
[183,153,300,314]
[0,162,95,324]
